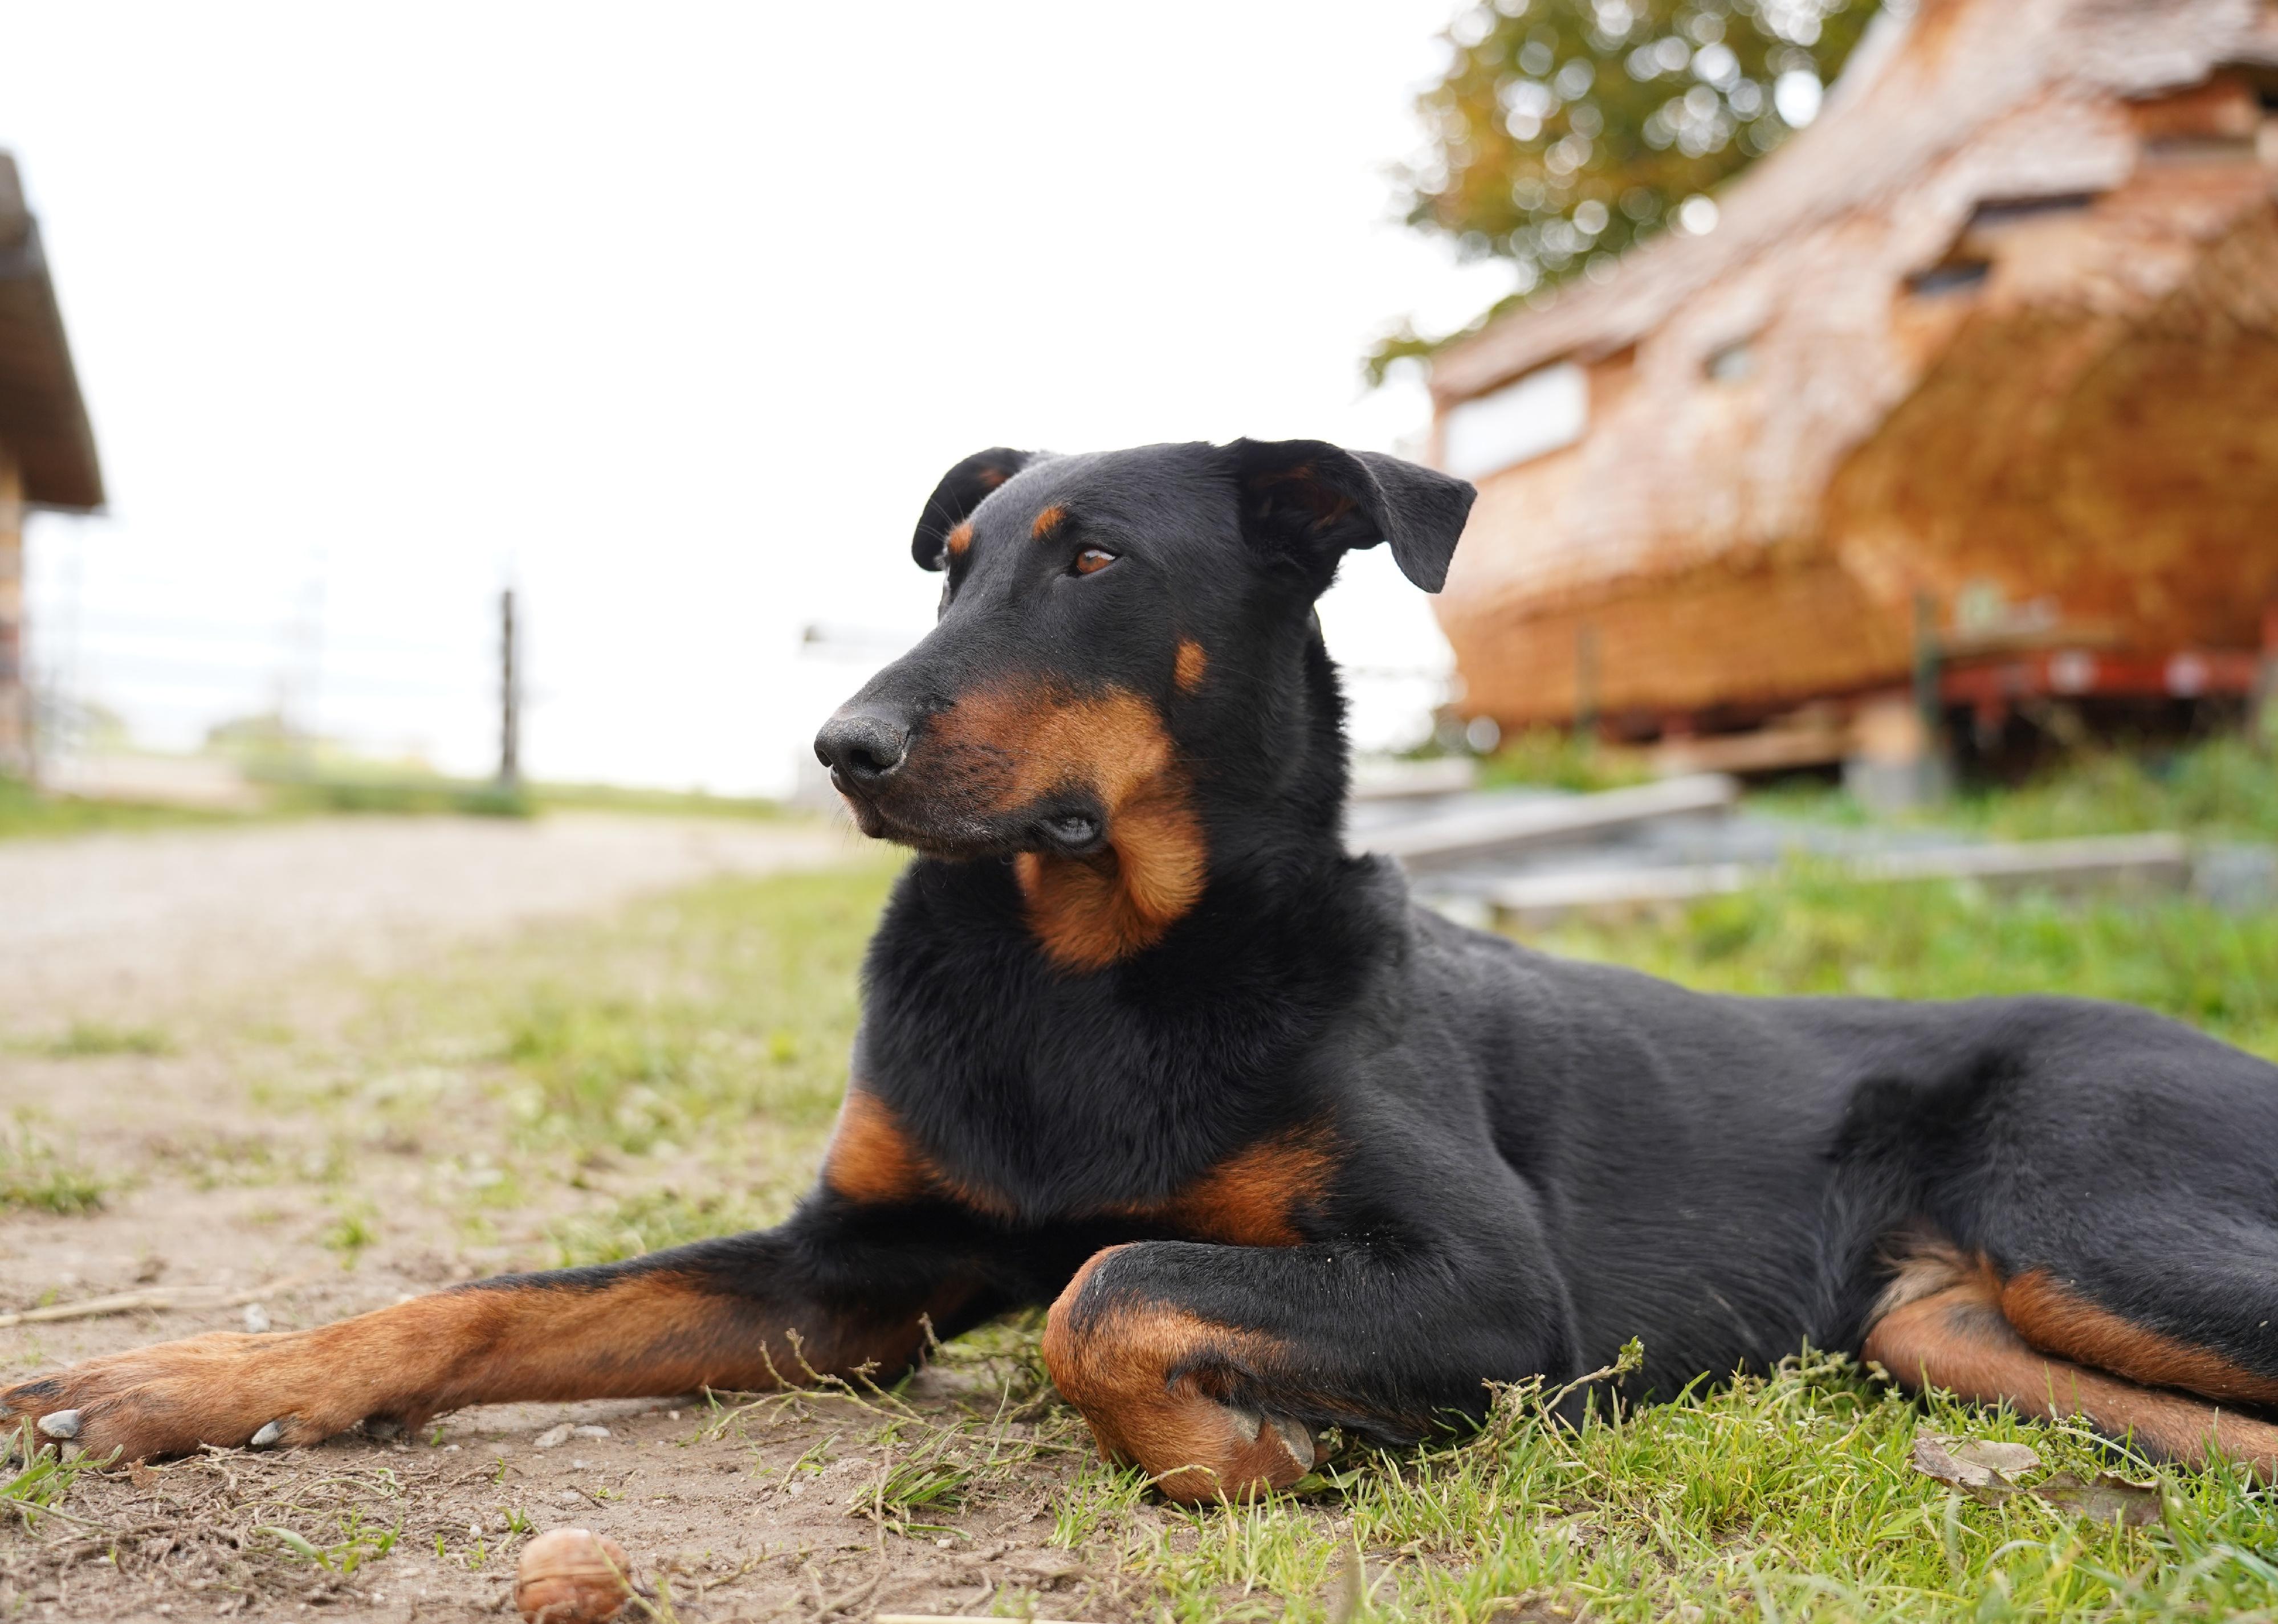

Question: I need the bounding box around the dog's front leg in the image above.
[1043,1231,1579,1503]
[2,1211,982,1462]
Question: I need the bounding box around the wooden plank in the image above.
[1349,756,1476,802]
[1485,831,2191,923]
[1356,773,1738,867]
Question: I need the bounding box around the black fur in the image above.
[800,438,2278,1444]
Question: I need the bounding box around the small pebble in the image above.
[533,1423,573,1449]
[242,1303,271,1333]
[572,1424,611,1439]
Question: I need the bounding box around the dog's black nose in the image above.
[814,711,910,789]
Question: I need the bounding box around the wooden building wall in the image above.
[0,449,23,776]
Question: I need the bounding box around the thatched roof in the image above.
[0,153,103,511]
[1429,0,2278,729]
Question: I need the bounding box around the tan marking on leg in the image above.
[1863,1257,2278,1475]
[1174,639,1208,694]
[1043,1248,1311,1503]
[0,1268,968,1463]
[1031,503,1067,540]
[2002,1270,2278,1407]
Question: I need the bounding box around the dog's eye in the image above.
[1073,548,1118,576]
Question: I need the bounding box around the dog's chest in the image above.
[821,1088,1334,1243]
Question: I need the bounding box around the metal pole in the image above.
[1912,588,1946,799]
[499,588,520,788]
[1575,621,1600,745]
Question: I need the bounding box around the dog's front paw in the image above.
[3,1332,377,1462]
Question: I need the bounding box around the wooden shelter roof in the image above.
[0,153,103,511]
[1433,0,2278,407]
[1427,0,2278,729]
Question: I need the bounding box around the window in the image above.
[1440,362,1588,478]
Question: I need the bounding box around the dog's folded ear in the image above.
[1226,438,1476,593]
[912,448,1036,569]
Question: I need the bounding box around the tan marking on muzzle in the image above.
[931,684,1207,971]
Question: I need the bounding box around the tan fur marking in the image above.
[2002,1270,2278,1407]
[822,1088,1011,1217]
[822,1088,936,1206]
[1044,1248,1311,1502]
[1031,503,1068,540]
[945,520,974,559]
[928,683,1204,970]
[1126,1124,1335,1247]
[973,465,1009,489]
[1863,1245,2278,1475]
[0,1268,971,1462]
[1175,639,1208,694]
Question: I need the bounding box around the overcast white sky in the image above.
[2,2,1514,795]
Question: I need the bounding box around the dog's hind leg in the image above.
[0,1212,987,1463]
[1863,1243,2278,1475]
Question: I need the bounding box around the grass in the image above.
[1080,1353,2278,1622]
[0,1116,105,1215]
[328,830,2278,1619]
[0,775,231,842]
[1754,735,2278,844]
[1,766,787,844]
[1474,729,1653,794]
[22,742,2269,1618]
[1523,864,2278,1061]
[38,1019,174,1058]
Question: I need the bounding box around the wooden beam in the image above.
[1356,773,1738,868]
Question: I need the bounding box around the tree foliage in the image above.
[1374,0,1884,380]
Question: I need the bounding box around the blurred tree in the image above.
[1371,0,1884,381]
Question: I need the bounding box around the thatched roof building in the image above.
[1428,0,2278,757]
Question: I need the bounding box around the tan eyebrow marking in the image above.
[1032,504,1068,540]
[1175,640,1208,693]
[946,520,973,558]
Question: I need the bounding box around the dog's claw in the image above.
[249,1419,285,1448]
[1268,1415,1316,1472]
[36,1410,82,1441]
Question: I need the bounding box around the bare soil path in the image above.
[0,813,851,1028]
[0,816,1144,1622]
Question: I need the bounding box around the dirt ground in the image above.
[0,816,1141,1623]
[0,813,853,1026]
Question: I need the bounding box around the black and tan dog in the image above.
[9,439,2277,1500]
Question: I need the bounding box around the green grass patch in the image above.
[1520,866,2278,1059]
[1958,736,2278,842]
[545,1186,774,1267]
[39,1019,174,1058]
[0,775,238,842]
[1088,1350,2278,1622]
[1475,729,1654,794]
[0,1117,105,1215]
[1756,735,2278,843]
[235,819,2278,1618]
[471,862,894,1157]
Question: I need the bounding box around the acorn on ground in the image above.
[513,1527,634,1624]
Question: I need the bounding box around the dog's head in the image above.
[815,438,1473,970]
